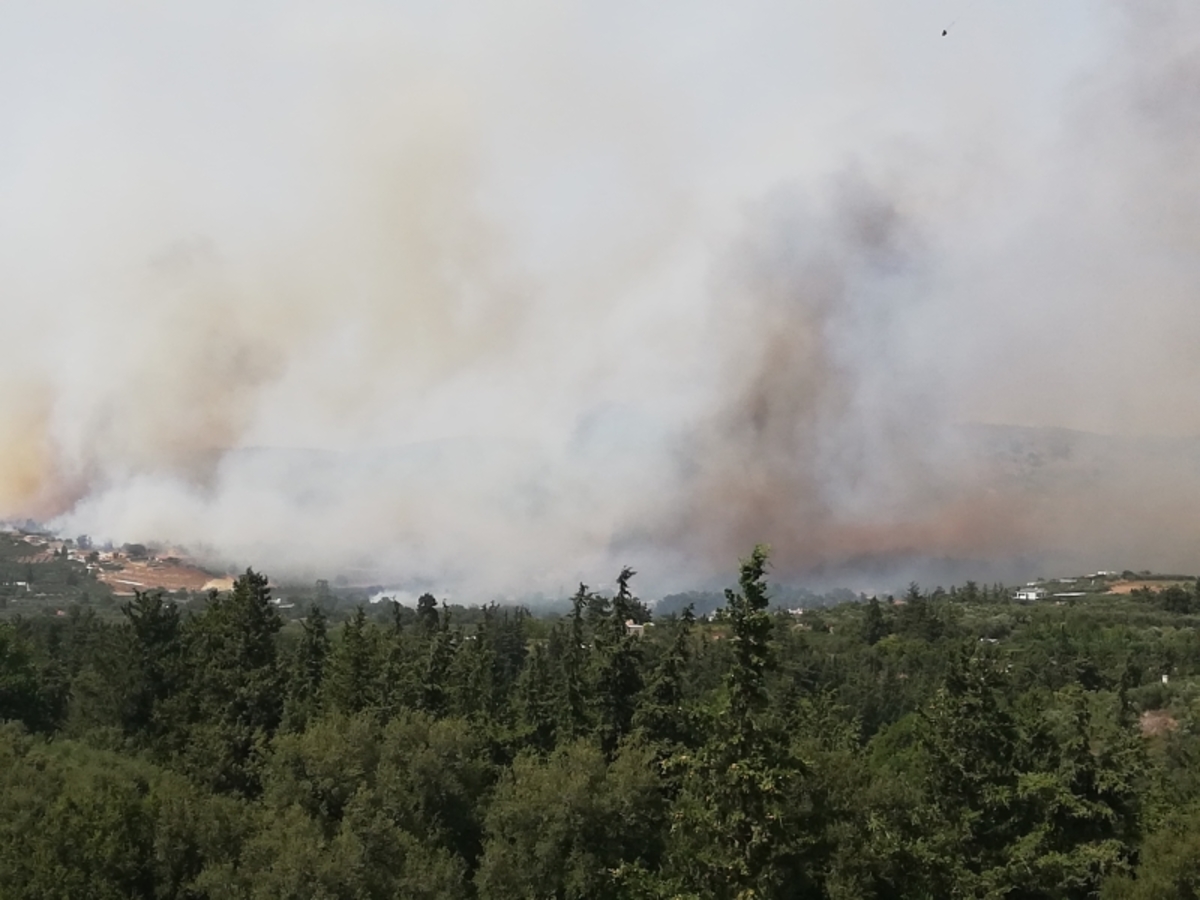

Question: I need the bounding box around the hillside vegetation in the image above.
[2,547,1200,897]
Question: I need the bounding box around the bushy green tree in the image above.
[916,647,1144,897]
[476,739,663,900]
[0,623,49,731]
[0,724,246,899]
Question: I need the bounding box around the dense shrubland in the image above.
[3,549,1200,897]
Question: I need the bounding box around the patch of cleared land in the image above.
[96,559,231,594]
[1107,580,1191,595]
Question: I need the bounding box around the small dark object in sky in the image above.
[942,29,948,36]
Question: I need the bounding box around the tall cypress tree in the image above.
[120,589,182,743]
[177,569,283,796]
[377,600,418,716]
[666,546,819,898]
[418,605,454,717]
[633,605,695,751]
[516,642,557,753]
[592,567,644,757]
[283,603,330,731]
[861,595,888,646]
[325,606,377,716]
[551,584,591,742]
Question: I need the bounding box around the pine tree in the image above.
[283,603,330,731]
[861,595,888,646]
[667,546,819,898]
[419,605,454,718]
[633,605,695,750]
[377,600,418,716]
[120,589,182,743]
[592,567,644,757]
[448,622,497,722]
[726,547,773,725]
[516,643,557,753]
[550,584,591,741]
[325,607,378,716]
[417,592,440,633]
[915,644,1025,894]
[176,569,283,796]
[897,582,943,642]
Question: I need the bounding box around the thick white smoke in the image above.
[2,1,1198,594]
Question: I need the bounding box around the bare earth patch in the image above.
[1107,580,1189,595]
[96,559,228,595]
[1139,709,1179,737]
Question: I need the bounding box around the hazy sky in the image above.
[2,2,1196,593]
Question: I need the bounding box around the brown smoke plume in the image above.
[663,177,1033,579]
[660,0,1200,584]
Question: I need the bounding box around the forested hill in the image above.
[2,550,1200,897]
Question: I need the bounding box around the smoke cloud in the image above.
[2,1,1199,595]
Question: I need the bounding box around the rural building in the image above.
[625,620,653,638]
[1015,586,1048,601]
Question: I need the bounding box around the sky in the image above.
[2,1,1197,596]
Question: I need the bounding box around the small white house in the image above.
[1015,587,1048,601]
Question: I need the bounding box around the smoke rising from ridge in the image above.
[3,1,1200,594]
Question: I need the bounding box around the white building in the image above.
[1015,587,1048,601]
[625,620,654,638]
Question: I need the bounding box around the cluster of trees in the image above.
[3,549,1200,897]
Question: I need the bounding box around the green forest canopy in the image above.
[2,546,1200,897]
